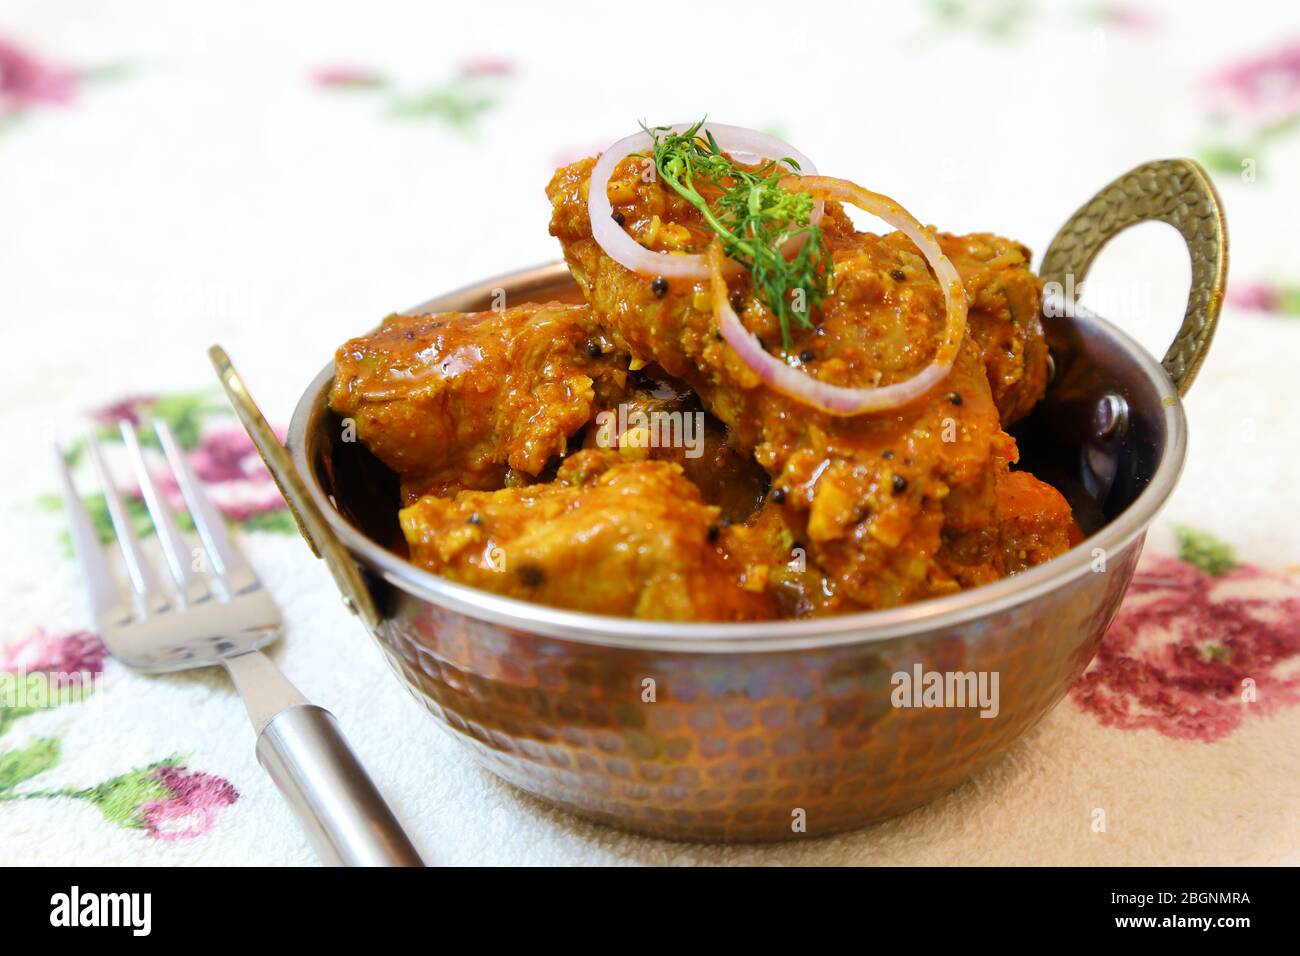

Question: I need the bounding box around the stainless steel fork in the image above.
[56,420,423,866]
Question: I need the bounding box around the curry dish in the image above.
[330,120,1080,621]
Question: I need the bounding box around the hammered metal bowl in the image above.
[232,159,1226,842]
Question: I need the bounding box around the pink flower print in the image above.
[1071,552,1300,741]
[50,390,295,539]
[72,760,240,839]
[186,424,276,484]
[1205,39,1300,128]
[317,58,511,134]
[1,630,106,683]
[313,66,386,89]
[139,766,239,841]
[1227,281,1281,312]
[88,394,158,428]
[460,56,514,78]
[1225,281,1300,316]
[152,423,287,523]
[1090,4,1156,31]
[0,37,78,114]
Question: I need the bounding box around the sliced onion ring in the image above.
[708,175,968,416]
[588,122,823,281]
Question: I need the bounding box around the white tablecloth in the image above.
[2,0,1297,864]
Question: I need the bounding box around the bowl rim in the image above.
[289,261,1187,653]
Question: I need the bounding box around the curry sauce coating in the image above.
[330,303,627,500]
[827,222,1048,426]
[399,450,775,621]
[938,468,1082,587]
[581,371,769,524]
[790,341,1015,608]
[548,157,1041,609]
[937,232,1048,425]
[721,500,861,618]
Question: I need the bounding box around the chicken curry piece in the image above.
[329,135,1078,621]
[399,450,773,620]
[331,303,627,502]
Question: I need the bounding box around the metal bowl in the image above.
[268,160,1225,842]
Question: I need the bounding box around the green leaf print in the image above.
[74,758,177,829]
[139,391,229,451]
[1174,525,1238,577]
[0,738,61,792]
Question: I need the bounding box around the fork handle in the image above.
[256,704,425,867]
[224,650,423,866]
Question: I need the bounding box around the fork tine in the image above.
[55,443,131,625]
[120,422,211,607]
[83,431,170,615]
[155,419,259,595]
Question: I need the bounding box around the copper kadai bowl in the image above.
[223,159,1226,843]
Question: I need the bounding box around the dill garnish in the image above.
[641,119,833,352]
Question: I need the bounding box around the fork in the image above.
[56,419,423,866]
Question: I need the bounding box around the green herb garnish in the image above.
[641,119,833,351]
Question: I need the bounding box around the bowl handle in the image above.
[1039,158,1228,396]
[208,345,384,635]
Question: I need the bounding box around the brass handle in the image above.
[209,346,384,635]
[1039,158,1228,395]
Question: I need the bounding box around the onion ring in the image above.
[588,122,824,281]
[708,175,968,416]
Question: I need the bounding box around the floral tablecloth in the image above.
[2,0,1297,865]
